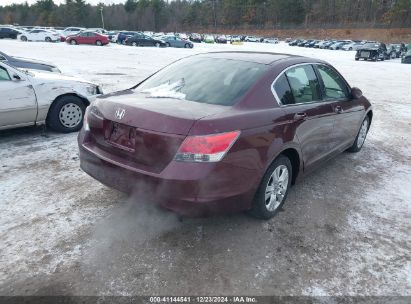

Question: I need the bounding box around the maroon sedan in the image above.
[78,52,372,219]
[66,31,109,46]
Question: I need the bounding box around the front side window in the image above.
[0,67,11,81]
[285,65,320,104]
[316,65,349,100]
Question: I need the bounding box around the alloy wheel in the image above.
[265,165,289,212]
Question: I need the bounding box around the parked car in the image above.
[162,36,193,48]
[18,29,60,42]
[66,31,109,46]
[107,31,118,42]
[245,36,259,42]
[0,61,101,132]
[330,41,351,50]
[322,40,337,49]
[0,51,60,73]
[190,33,202,43]
[263,38,279,44]
[78,52,372,219]
[342,41,364,51]
[215,35,228,44]
[59,27,85,37]
[387,43,406,59]
[297,39,308,46]
[204,35,215,43]
[230,36,242,44]
[402,44,411,64]
[289,39,302,46]
[306,40,319,48]
[116,31,138,44]
[125,33,166,47]
[355,42,388,61]
[0,27,21,39]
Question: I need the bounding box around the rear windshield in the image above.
[137,57,269,106]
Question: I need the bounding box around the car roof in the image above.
[195,51,302,65]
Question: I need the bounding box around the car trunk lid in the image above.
[86,90,228,173]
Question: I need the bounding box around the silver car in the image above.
[162,36,193,48]
[0,62,101,132]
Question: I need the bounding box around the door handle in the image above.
[335,106,344,114]
[294,112,307,121]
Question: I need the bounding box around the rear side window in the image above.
[285,65,321,104]
[316,65,349,100]
[137,57,269,106]
[273,74,294,105]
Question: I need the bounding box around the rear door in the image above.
[273,64,337,171]
[0,64,37,129]
[314,64,365,151]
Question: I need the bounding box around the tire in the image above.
[70,39,77,45]
[155,42,160,47]
[347,116,370,153]
[349,47,353,51]
[166,42,170,47]
[391,52,396,59]
[373,56,378,62]
[355,58,359,61]
[47,96,86,133]
[96,40,102,46]
[21,36,27,42]
[45,37,51,42]
[184,43,189,48]
[249,155,292,220]
[132,42,137,46]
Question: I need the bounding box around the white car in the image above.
[245,36,259,42]
[59,27,85,38]
[0,62,101,132]
[18,29,61,42]
[263,38,279,44]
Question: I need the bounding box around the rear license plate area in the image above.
[361,51,370,57]
[106,122,136,152]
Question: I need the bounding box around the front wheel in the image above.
[21,36,27,41]
[166,42,170,47]
[45,37,52,42]
[47,96,86,133]
[347,116,370,153]
[155,42,160,47]
[249,155,292,220]
[70,39,77,45]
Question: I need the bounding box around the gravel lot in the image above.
[0,40,410,296]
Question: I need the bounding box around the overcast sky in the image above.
[1,0,126,5]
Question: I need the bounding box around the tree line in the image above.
[1,0,410,32]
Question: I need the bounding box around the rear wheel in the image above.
[347,116,370,153]
[96,40,102,46]
[155,42,160,47]
[249,155,292,220]
[391,52,397,59]
[166,42,170,47]
[132,41,137,46]
[47,96,86,133]
[21,36,27,41]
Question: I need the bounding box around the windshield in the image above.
[137,57,269,106]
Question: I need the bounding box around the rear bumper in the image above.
[78,131,260,216]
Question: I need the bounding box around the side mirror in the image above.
[12,74,22,81]
[351,87,363,99]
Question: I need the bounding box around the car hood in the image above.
[29,70,96,85]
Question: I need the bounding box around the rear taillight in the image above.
[175,131,240,162]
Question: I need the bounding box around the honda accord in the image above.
[78,52,373,219]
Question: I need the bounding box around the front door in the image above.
[0,64,37,129]
[314,64,365,151]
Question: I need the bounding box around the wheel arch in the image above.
[366,110,373,128]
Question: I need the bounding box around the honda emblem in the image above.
[115,108,125,120]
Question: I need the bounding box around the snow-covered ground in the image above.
[0,40,410,296]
